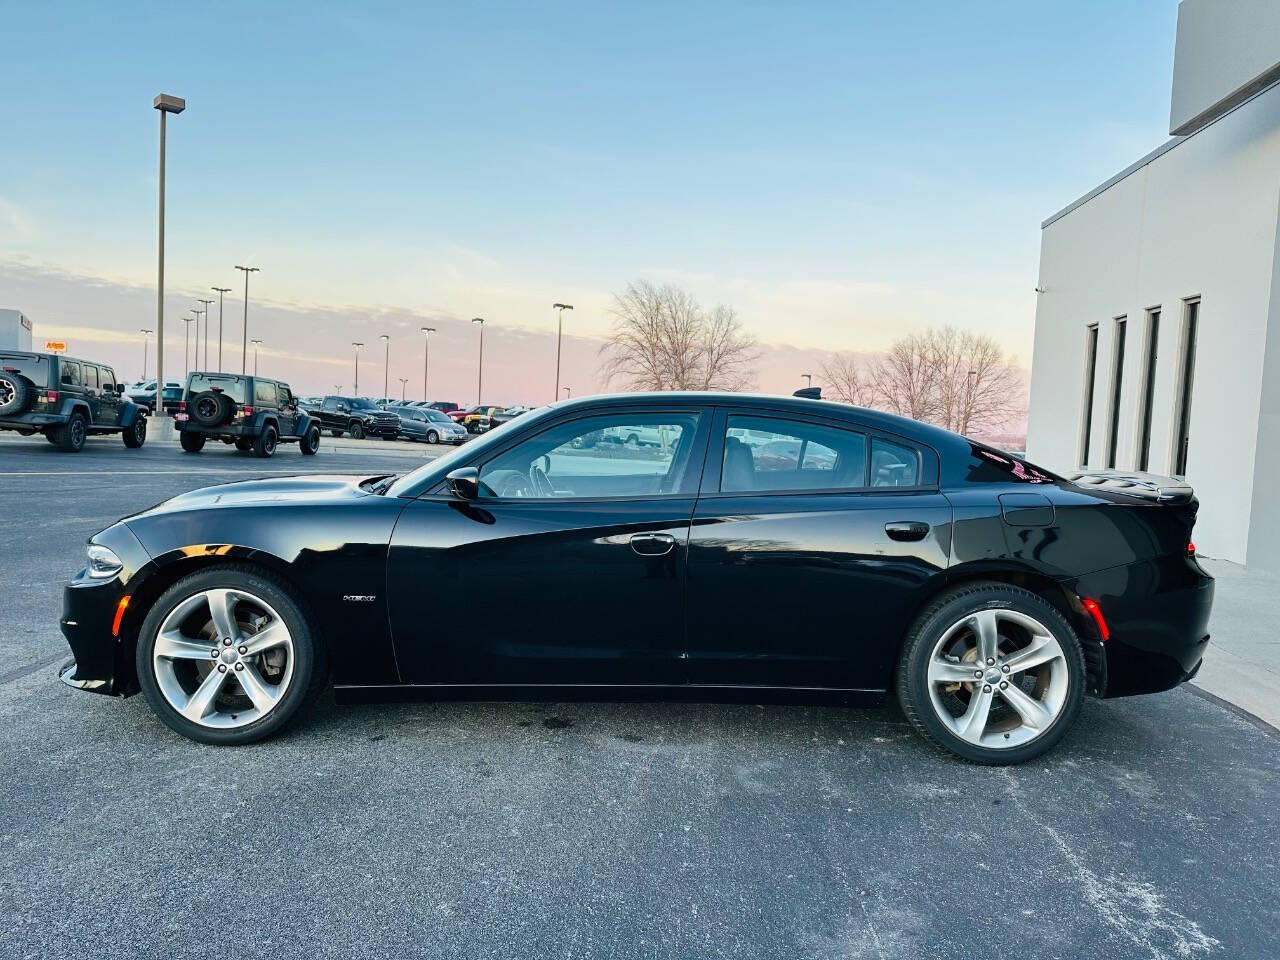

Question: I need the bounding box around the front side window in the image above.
[478,412,701,499]
[276,384,293,407]
[100,367,116,392]
[721,416,866,492]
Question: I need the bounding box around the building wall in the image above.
[1028,84,1280,564]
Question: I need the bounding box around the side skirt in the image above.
[332,683,889,708]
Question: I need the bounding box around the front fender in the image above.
[119,402,146,428]
[295,413,316,437]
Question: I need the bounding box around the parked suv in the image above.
[0,350,148,452]
[310,395,401,439]
[174,372,320,458]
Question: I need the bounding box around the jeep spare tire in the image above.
[190,391,233,427]
[0,372,32,416]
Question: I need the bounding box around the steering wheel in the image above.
[529,461,555,497]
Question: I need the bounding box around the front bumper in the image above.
[1070,554,1215,698]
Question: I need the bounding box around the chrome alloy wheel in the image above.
[152,588,295,729]
[925,608,1068,749]
[0,379,15,407]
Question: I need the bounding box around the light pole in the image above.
[139,329,153,379]
[153,93,184,414]
[212,286,231,371]
[191,304,205,369]
[234,265,260,374]
[471,318,485,405]
[380,334,390,399]
[352,342,363,395]
[563,386,571,398]
[183,317,195,376]
[197,298,214,372]
[801,373,813,389]
[399,378,409,402]
[251,339,262,375]
[420,326,435,401]
[552,302,573,403]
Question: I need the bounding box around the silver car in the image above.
[386,405,468,444]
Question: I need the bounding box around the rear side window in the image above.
[721,416,867,493]
[189,374,247,404]
[870,437,921,487]
[0,355,49,387]
[60,361,82,386]
[84,365,99,390]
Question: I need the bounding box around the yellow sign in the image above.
[44,340,67,353]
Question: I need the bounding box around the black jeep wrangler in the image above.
[174,372,320,458]
[0,350,148,452]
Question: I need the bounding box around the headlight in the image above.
[86,543,124,580]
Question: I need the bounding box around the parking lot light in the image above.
[234,265,260,374]
[399,377,408,402]
[380,334,390,399]
[139,329,153,379]
[211,286,231,371]
[420,326,436,401]
[197,299,214,373]
[352,342,363,395]
[183,317,195,376]
[251,339,263,376]
[472,318,485,405]
[153,93,185,419]
[553,303,573,403]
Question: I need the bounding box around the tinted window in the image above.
[323,397,339,411]
[479,412,700,499]
[721,415,866,493]
[1,355,50,387]
[189,374,247,403]
[277,384,293,407]
[83,365,99,390]
[870,437,921,487]
[348,397,378,411]
[60,361,82,386]
[254,380,276,404]
[424,410,449,422]
[100,367,116,391]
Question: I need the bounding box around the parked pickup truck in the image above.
[306,395,401,439]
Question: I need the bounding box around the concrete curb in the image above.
[139,417,447,455]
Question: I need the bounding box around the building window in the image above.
[1106,317,1127,468]
[1172,299,1200,477]
[1079,324,1100,466]
[1136,309,1160,472]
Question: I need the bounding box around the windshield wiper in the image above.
[361,474,398,495]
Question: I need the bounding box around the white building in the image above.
[1027,0,1280,570]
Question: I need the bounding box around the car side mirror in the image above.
[337,404,348,413]
[115,384,125,395]
[446,467,480,500]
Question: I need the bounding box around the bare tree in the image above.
[818,351,876,406]
[600,280,758,391]
[870,332,938,421]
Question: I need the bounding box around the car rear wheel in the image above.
[253,424,278,458]
[896,583,1085,765]
[54,411,87,452]
[122,416,147,448]
[234,438,254,451]
[348,421,364,440]
[299,425,320,455]
[0,372,32,416]
[329,429,343,438]
[426,429,439,444]
[135,566,326,745]
[180,431,206,453]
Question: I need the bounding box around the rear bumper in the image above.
[1068,555,1214,698]
[175,419,252,437]
[0,413,67,430]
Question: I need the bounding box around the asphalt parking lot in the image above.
[2,438,1278,960]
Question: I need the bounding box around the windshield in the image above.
[0,355,49,387]
[188,374,247,403]
[424,410,450,422]
[349,397,378,411]
[386,403,563,497]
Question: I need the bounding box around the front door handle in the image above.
[884,521,930,542]
[630,533,676,556]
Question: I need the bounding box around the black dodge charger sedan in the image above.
[58,392,1213,763]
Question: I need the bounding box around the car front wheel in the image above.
[136,566,326,745]
[348,421,364,440]
[122,416,147,448]
[425,430,439,444]
[299,425,320,455]
[896,583,1085,765]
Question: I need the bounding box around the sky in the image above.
[0,1,1180,403]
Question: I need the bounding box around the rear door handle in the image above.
[630,533,676,556]
[884,521,930,542]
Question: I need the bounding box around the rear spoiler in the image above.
[1068,470,1194,504]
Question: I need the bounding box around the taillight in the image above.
[1187,541,1196,556]
[241,405,253,416]
[178,401,187,413]
[1081,597,1110,642]
[43,390,59,403]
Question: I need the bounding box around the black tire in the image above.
[54,411,87,452]
[190,391,233,427]
[0,372,32,416]
[329,429,343,438]
[179,431,206,453]
[425,429,439,445]
[45,431,57,444]
[253,424,278,458]
[896,582,1085,766]
[122,416,147,448]
[383,433,397,441]
[135,565,327,746]
[299,425,320,455]
[347,420,364,440]
[234,438,254,451]
[16,428,35,436]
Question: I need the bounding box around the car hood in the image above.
[129,474,382,517]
